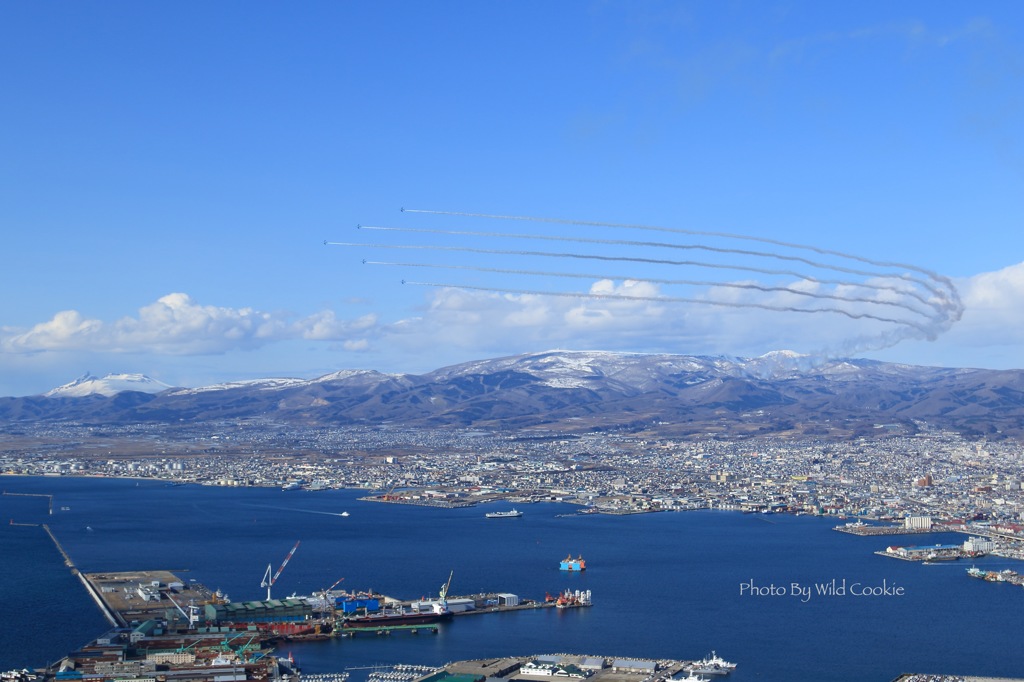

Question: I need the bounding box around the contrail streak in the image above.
[331,207,965,349]
[401,280,934,334]
[327,240,936,308]
[398,209,964,323]
[358,224,951,301]
[402,207,959,293]
[365,260,938,319]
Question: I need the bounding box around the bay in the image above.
[2,476,1022,681]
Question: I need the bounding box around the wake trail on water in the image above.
[245,504,348,518]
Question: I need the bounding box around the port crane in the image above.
[438,570,453,607]
[315,576,345,616]
[261,540,300,600]
[166,592,202,628]
[216,632,262,661]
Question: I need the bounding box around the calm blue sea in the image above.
[2,476,1022,681]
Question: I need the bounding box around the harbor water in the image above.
[2,476,1022,680]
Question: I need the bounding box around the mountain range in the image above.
[3,350,1024,440]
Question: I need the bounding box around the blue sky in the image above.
[2,1,1024,396]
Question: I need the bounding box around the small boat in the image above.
[340,511,350,517]
[679,673,710,682]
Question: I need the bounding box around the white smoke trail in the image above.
[330,208,964,351]
[401,207,960,296]
[400,280,934,334]
[397,209,965,328]
[364,260,938,319]
[359,224,941,292]
[327,240,936,308]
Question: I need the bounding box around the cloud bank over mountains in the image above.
[1,293,378,356]
[2,262,1024,394]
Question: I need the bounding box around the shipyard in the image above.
[0,564,604,682]
[8,567,751,682]
[79,569,589,636]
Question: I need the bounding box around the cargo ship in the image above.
[341,571,454,630]
[559,554,586,571]
[341,606,452,629]
[485,508,523,518]
[256,619,332,640]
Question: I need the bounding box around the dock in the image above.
[82,570,218,626]
[835,524,936,536]
[341,624,439,636]
[888,671,1024,675]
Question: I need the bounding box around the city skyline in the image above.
[3,2,1024,396]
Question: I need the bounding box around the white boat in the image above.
[340,511,350,517]
[678,673,710,682]
[485,508,523,518]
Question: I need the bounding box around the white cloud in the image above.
[8,264,1024,371]
[946,262,1024,346]
[1,293,379,355]
[299,310,378,341]
[380,271,972,361]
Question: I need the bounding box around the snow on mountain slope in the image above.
[164,378,307,396]
[44,373,174,398]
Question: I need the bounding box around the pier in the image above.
[41,524,73,568]
[37,522,124,627]
[2,490,53,515]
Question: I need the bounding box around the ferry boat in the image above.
[485,509,523,519]
[559,554,586,571]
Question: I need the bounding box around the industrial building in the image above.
[204,598,312,624]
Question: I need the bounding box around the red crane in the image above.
[261,540,300,600]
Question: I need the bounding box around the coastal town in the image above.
[5,420,1024,533]
[5,421,1024,682]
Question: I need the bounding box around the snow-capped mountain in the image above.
[43,373,174,398]
[6,350,1024,440]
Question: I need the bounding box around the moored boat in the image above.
[342,571,455,630]
[690,652,736,676]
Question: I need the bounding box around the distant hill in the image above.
[3,351,1024,440]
